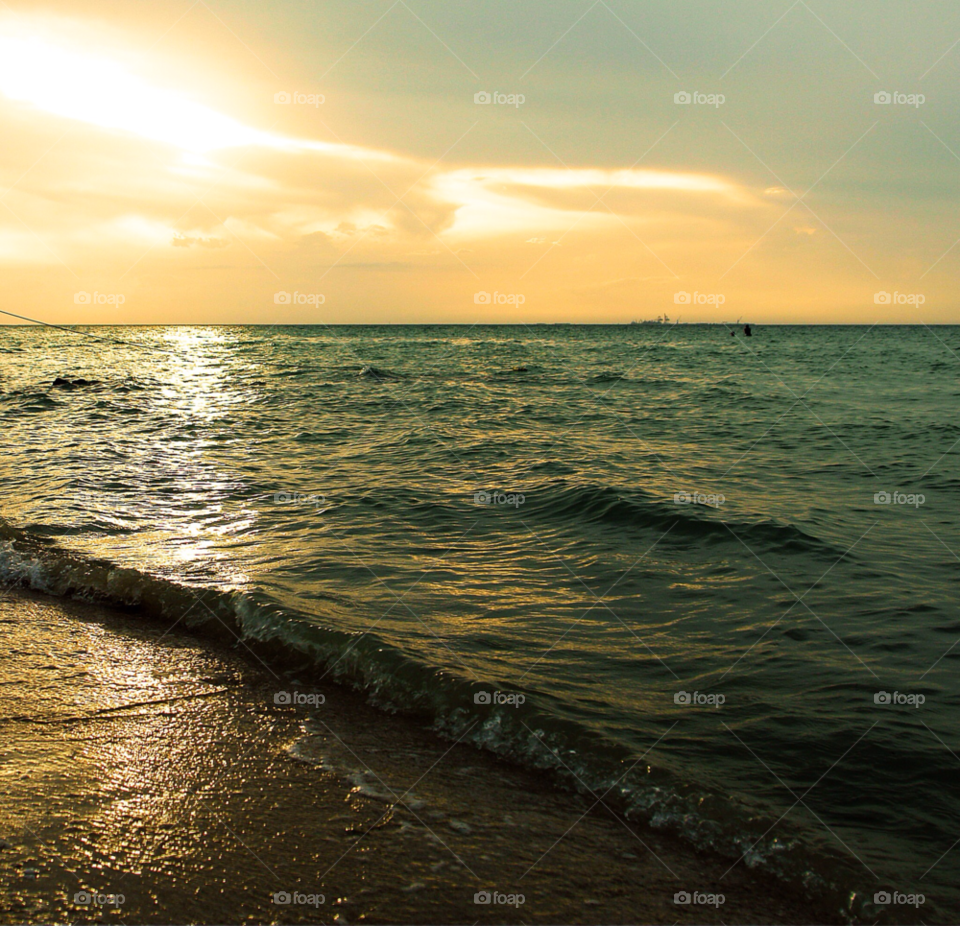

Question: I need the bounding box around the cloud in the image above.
[0,65,754,268]
[4,9,946,322]
[172,235,229,248]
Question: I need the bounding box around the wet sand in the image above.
[0,586,836,924]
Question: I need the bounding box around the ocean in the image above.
[0,323,957,921]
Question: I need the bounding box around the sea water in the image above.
[1,324,957,919]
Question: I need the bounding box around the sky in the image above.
[1,0,959,324]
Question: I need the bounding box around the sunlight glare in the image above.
[0,33,274,153]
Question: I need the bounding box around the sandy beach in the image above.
[0,585,838,925]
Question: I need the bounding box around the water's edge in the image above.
[0,519,894,923]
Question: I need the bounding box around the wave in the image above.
[358,365,404,381]
[50,376,102,390]
[522,482,840,557]
[586,371,627,383]
[485,366,543,380]
[0,393,65,414]
[0,516,872,920]
[335,480,839,559]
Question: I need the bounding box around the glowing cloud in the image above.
[0,28,395,163]
[0,34,274,152]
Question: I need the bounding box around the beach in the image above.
[0,585,836,924]
[0,323,956,923]
[1,0,957,919]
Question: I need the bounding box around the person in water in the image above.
[743,324,752,337]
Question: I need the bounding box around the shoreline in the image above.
[0,584,843,925]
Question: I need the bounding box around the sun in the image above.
[0,31,271,153]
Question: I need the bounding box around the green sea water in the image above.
[0,323,957,920]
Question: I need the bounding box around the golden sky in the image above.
[1,1,959,323]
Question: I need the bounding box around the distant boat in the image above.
[630,314,670,325]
